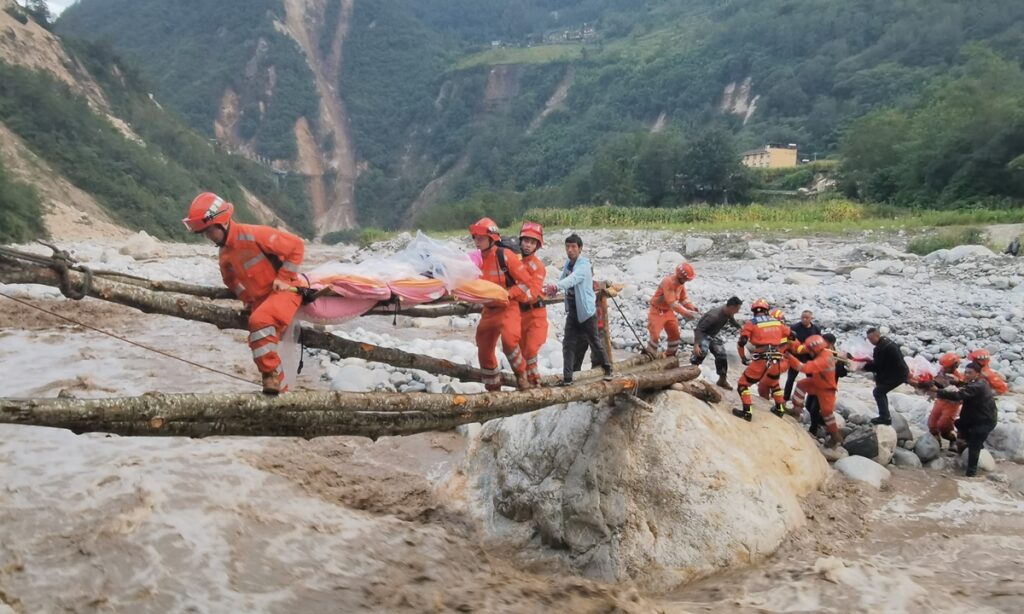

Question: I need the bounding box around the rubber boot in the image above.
[827,431,844,448]
[515,371,533,391]
[716,374,732,390]
[261,371,283,396]
[732,407,753,422]
[770,403,786,418]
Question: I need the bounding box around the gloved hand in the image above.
[741,356,751,366]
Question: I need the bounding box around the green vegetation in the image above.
[0,156,45,243]
[55,0,1024,229]
[456,45,583,69]
[841,49,1024,208]
[58,0,318,160]
[322,227,392,247]
[907,227,990,256]
[520,200,1024,234]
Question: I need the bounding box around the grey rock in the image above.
[926,457,948,471]
[685,237,714,257]
[843,426,879,459]
[914,434,941,463]
[891,412,913,441]
[1000,326,1018,343]
[892,448,923,468]
[873,424,898,466]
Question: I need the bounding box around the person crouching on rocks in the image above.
[927,352,964,449]
[935,361,998,477]
[645,262,699,358]
[801,334,849,441]
[690,296,742,389]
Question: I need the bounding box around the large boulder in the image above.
[834,456,891,489]
[685,237,714,257]
[849,267,877,283]
[945,244,996,263]
[460,392,829,589]
[987,424,1024,462]
[890,412,913,442]
[959,449,996,472]
[873,424,898,466]
[658,251,686,269]
[842,426,879,458]
[626,252,661,280]
[892,448,923,469]
[118,230,165,259]
[784,272,821,286]
[913,434,941,463]
[782,238,809,251]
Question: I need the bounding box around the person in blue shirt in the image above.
[544,234,613,385]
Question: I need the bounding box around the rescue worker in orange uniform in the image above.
[183,192,304,395]
[786,335,844,447]
[646,262,698,357]
[733,299,791,421]
[517,222,548,387]
[967,348,1009,396]
[758,308,791,401]
[928,352,964,448]
[470,218,541,391]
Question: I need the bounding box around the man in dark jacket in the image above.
[691,296,743,389]
[937,362,998,477]
[862,327,909,425]
[784,310,822,401]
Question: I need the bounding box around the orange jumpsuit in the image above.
[518,252,548,385]
[219,222,304,381]
[737,316,791,409]
[788,351,840,437]
[476,246,541,390]
[983,366,1009,396]
[646,275,697,357]
[761,337,801,399]
[928,369,964,441]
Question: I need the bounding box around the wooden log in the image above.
[0,258,662,387]
[0,366,700,438]
[91,271,235,300]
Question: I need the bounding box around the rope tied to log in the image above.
[0,243,93,300]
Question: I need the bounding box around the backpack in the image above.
[494,246,517,288]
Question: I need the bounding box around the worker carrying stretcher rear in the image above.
[183,192,305,395]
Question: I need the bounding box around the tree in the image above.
[676,128,752,204]
[23,0,51,29]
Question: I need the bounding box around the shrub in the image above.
[907,227,989,255]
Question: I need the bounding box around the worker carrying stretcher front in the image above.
[183,192,305,395]
[468,218,542,391]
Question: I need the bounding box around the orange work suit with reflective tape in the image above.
[646,275,696,357]
[476,246,541,390]
[928,369,963,441]
[219,222,304,380]
[983,366,1009,396]
[788,351,840,437]
[518,253,548,385]
[737,316,791,409]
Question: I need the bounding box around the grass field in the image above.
[455,44,583,69]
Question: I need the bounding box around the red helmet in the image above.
[675,262,695,281]
[770,308,785,322]
[967,348,991,366]
[804,334,827,355]
[469,217,500,242]
[519,221,543,247]
[751,298,770,313]
[183,192,234,233]
[939,352,961,370]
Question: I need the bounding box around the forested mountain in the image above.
[0,0,313,242]
[49,0,1024,232]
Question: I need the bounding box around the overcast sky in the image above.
[46,0,76,17]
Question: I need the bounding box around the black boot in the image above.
[870,416,892,426]
[732,407,753,422]
[770,404,786,418]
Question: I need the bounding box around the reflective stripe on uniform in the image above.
[237,233,255,242]
[232,284,246,296]
[526,357,538,366]
[249,326,277,344]
[252,344,277,359]
[517,284,532,300]
[282,261,300,273]
[243,254,267,270]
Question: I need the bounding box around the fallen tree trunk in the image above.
[91,271,235,300]
[0,257,663,387]
[0,366,699,438]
